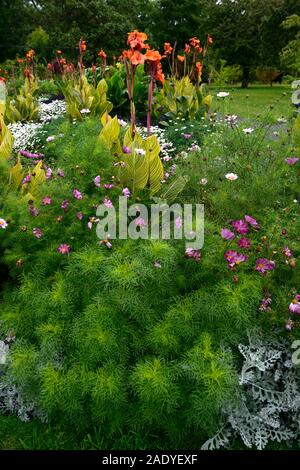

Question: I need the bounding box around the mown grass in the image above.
[211,84,292,120]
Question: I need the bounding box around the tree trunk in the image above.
[241,66,250,88]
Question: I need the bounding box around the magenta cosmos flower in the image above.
[42,196,52,205]
[28,205,39,217]
[57,244,71,254]
[231,219,249,234]
[61,200,69,211]
[33,227,42,239]
[225,250,248,269]
[238,237,251,248]
[286,157,299,165]
[255,258,275,274]
[22,174,31,185]
[73,188,83,200]
[122,145,132,154]
[221,228,235,241]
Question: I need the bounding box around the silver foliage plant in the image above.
[0,335,47,423]
[202,332,300,450]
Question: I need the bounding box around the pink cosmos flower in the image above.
[183,133,192,139]
[134,217,147,228]
[286,157,299,165]
[57,244,71,254]
[221,228,235,241]
[255,258,275,274]
[103,198,113,208]
[0,218,8,229]
[122,187,131,198]
[289,300,300,314]
[76,211,83,220]
[238,237,251,248]
[88,221,93,230]
[61,200,69,211]
[47,136,55,142]
[73,188,83,200]
[46,168,52,180]
[185,248,201,262]
[94,175,101,187]
[231,220,249,234]
[154,260,162,268]
[42,196,52,205]
[28,205,39,217]
[283,246,293,258]
[99,238,112,249]
[244,215,259,228]
[57,168,65,177]
[33,227,42,239]
[103,183,114,189]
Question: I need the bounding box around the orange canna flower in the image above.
[164,42,173,55]
[177,55,185,62]
[59,58,66,65]
[184,44,191,54]
[56,50,62,55]
[26,49,35,58]
[127,30,148,50]
[17,58,24,64]
[130,50,145,65]
[189,37,200,48]
[155,63,164,84]
[145,49,162,62]
[98,49,107,59]
[207,35,213,45]
[47,63,52,71]
[195,61,202,76]
[80,40,86,52]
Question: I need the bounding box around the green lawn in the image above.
[211,84,292,120]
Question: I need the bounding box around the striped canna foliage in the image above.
[63,76,113,121]
[5,78,40,123]
[153,77,212,122]
[0,80,14,159]
[98,115,164,196]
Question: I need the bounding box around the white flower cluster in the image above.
[8,98,66,152]
[137,125,176,161]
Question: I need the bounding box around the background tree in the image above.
[26,27,49,59]
[280,14,300,75]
